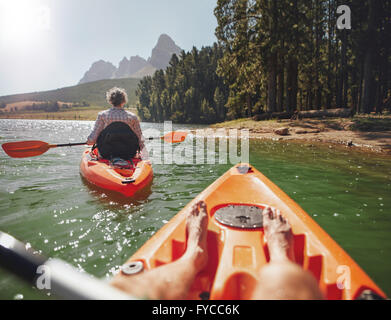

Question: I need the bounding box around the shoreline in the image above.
[192,128,391,155]
[0,107,138,122]
[204,117,391,155]
[1,114,391,155]
[0,110,101,121]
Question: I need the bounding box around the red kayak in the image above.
[80,148,153,197]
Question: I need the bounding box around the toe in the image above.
[191,203,199,216]
[198,201,207,213]
[270,207,277,219]
[263,206,272,219]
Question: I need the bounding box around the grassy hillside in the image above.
[0,78,140,107]
[0,106,138,121]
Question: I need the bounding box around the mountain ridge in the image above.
[78,34,182,84]
[0,78,140,107]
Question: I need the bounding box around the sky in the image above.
[0,0,218,96]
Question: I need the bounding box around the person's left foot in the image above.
[184,200,209,271]
[263,206,294,262]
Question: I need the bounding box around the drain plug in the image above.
[121,261,144,275]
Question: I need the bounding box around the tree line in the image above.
[1,101,90,114]
[137,0,390,123]
[136,44,229,124]
[24,101,60,112]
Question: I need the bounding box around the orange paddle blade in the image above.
[162,131,188,143]
[2,141,52,158]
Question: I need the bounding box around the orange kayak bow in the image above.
[113,163,386,300]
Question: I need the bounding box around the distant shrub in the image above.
[20,101,60,113]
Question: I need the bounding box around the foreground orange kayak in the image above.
[79,148,153,197]
[113,163,386,300]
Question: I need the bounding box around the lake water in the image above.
[0,119,390,299]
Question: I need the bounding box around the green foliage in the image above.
[214,0,391,116]
[15,101,60,113]
[136,46,229,124]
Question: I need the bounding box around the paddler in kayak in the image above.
[87,87,149,162]
[111,202,323,300]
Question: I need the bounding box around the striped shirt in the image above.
[87,107,149,160]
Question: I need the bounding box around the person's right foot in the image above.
[184,200,208,270]
[262,207,294,262]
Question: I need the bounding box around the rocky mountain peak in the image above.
[115,55,151,78]
[78,60,116,84]
[148,34,182,70]
[78,34,182,84]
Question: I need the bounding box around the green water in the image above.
[0,119,390,299]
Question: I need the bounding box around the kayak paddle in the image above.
[0,231,134,300]
[2,131,189,159]
[2,141,87,158]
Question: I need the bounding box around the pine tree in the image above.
[137,0,390,122]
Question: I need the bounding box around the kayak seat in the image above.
[89,146,141,178]
[96,122,140,160]
[110,157,133,169]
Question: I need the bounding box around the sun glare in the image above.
[0,0,51,47]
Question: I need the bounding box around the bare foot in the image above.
[263,207,294,262]
[184,200,208,271]
[111,201,209,300]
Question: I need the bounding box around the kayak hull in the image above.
[113,163,386,300]
[79,149,153,197]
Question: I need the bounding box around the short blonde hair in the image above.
[106,87,128,107]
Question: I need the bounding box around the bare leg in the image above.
[252,207,323,300]
[111,201,208,299]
